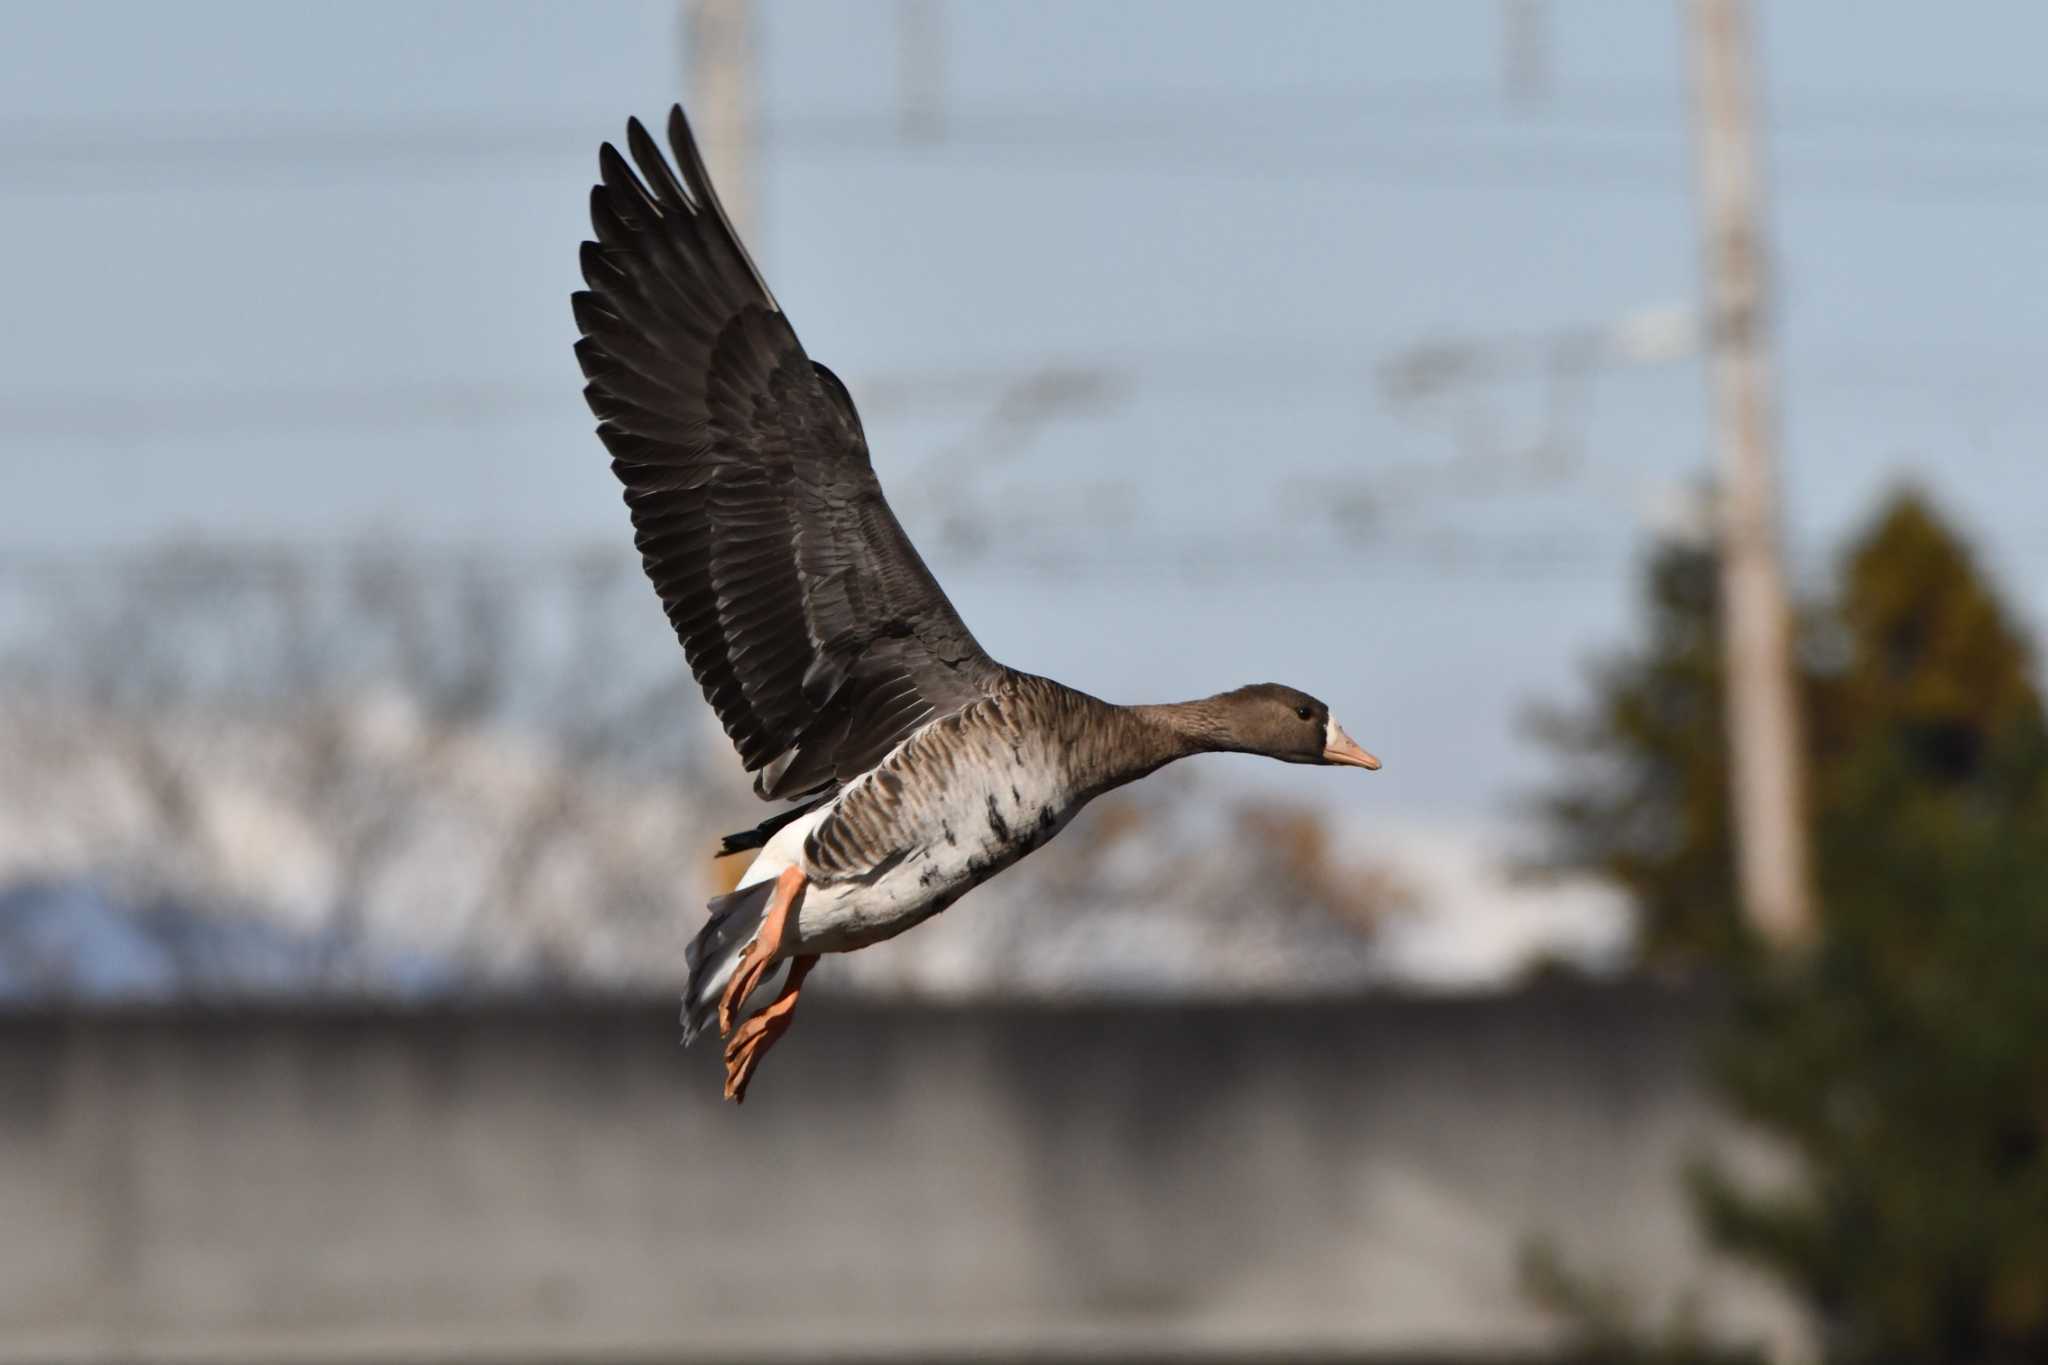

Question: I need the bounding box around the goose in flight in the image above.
[574,106,1381,1102]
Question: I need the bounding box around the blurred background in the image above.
[2,2,2044,1362]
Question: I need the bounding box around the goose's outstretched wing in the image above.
[574,106,1000,802]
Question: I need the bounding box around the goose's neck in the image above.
[1124,697,1236,766]
[1039,683,1239,800]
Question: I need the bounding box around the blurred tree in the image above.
[1700,495,2048,1364]
[1520,1238,1765,1365]
[1528,534,1853,967]
[0,543,713,989]
[1537,489,2048,1363]
[1528,539,1739,964]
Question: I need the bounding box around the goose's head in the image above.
[1207,683,1382,771]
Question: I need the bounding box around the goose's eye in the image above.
[1295,705,1313,721]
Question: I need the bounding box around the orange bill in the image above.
[1323,718,1382,771]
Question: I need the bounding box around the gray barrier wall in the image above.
[0,987,1800,1362]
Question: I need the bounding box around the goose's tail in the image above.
[680,880,777,1044]
[715,796,828,858]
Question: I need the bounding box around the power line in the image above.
[6,87,2048,204]
[14,514,2048,597]
[0,381,554,440]
[7,331,2047,443]
[14,76,2048,160]
[0,538,1639,586]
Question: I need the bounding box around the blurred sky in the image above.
[2,1,2044,832]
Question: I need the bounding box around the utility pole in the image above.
[686,0,754,243]
[1503,0,1549,109]
[898,0,945,144]
[1688,0,1815,952]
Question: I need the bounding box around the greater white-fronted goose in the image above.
[575,106,1381,1102]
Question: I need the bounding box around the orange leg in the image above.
[718,865,806,1037]
[723,954,816,1104]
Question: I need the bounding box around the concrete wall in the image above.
[0,987,1798,1362]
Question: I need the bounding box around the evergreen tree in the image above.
[1529,540,1843,967]
[1537,490,2048,1363]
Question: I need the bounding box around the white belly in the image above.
[732,761,1081,956]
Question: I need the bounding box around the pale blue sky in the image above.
[2,2,2044,825]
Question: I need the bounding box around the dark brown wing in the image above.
[573,106,1001,802]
